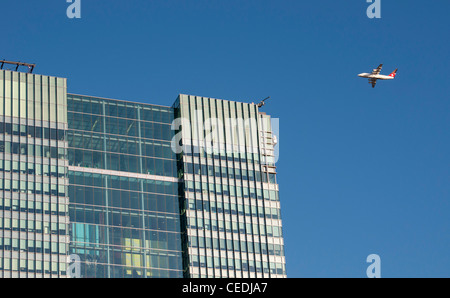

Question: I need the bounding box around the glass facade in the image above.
[0,70,69,277]
[66,94,183,278]
[173,94,286,278]
[0,69,285,278]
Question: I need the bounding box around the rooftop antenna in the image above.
[257,96,270,108]
[0,59,35,73]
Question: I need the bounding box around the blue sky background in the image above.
[2,0,449,277]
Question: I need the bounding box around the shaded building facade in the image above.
[66,94,183,278]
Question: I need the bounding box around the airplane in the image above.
[358,64,398,88]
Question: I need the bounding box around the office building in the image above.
[0,68,286,278]
[174,95,285,278]
[0,70,69,277]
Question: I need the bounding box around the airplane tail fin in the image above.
[389,68,398,78]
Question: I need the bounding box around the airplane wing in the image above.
[369,78,377,88]
[371,64,383,75]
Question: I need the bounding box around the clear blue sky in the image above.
[2,0,449,277]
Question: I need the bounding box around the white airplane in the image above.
[358,64,398,88]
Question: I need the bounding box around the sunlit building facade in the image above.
[174,95,285,278]
[0,70,69,277]
[0,69,285,278]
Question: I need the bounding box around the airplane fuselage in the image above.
[357,73,395,80]
[359,65,397,88]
